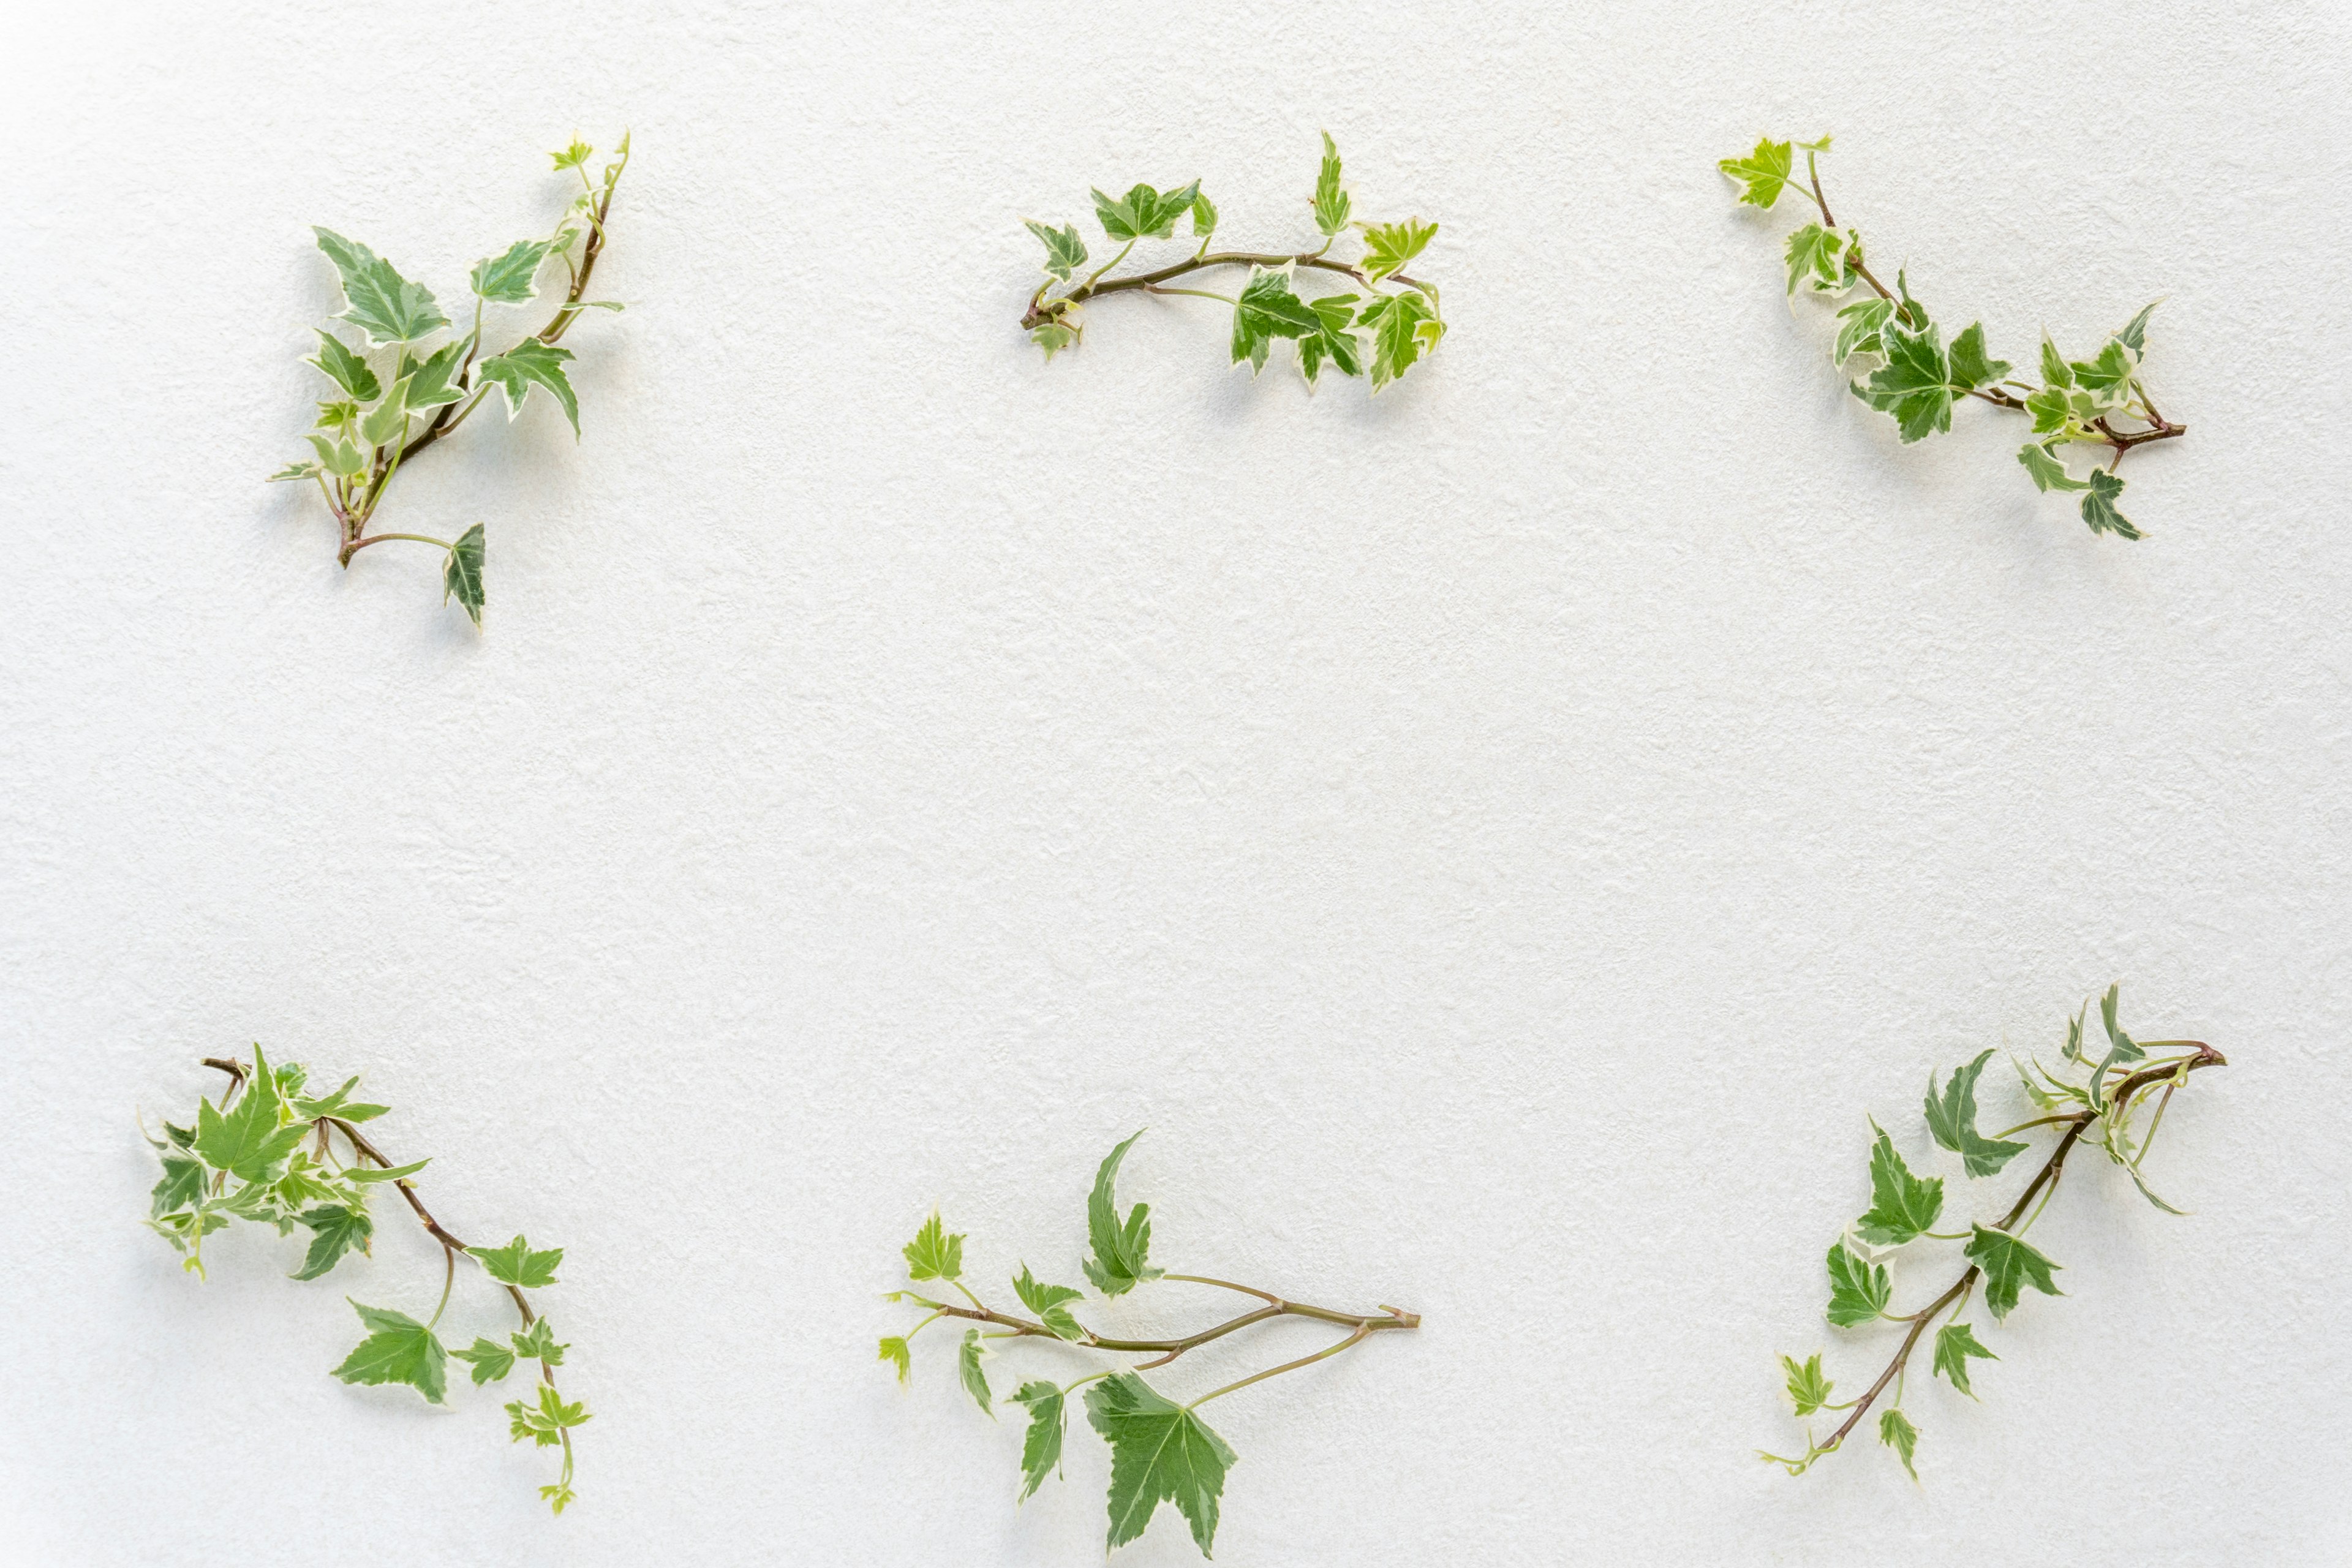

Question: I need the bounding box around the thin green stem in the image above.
[1991,1114,2081,1139]
[1189,1324,1371,1409]
[1080,238,1136,291]
[1145,285,1236,304]
[1164,1274,1282,1305]
[427,1242,456,1330]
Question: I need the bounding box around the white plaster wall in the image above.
[2,2,2347,1562]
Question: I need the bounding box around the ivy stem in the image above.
[1188,1322,1373,1409]
[918,1286,1418,1373]
[1813,1045,2225,1457]
[1024,249,1430,331]
[342,532,453,564]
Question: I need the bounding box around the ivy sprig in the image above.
[270,135,631,625]
[1019,134,1446,391]
[1722,136,2185,539]
[881,1131,1419,1557]
[1762,986,2225,1480]
[143,1050,591,1513]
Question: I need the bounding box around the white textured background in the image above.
[2,2,2347,1564]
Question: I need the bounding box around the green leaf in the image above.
[2116,300,2159,356]
[1854,1123,1945,1246]
[344,1158,429,1185]
[358,376,412,448]
[1009,1380,1066,1501]
[1091,181,1199,242]
[551,139,594,171]
[331,1301,448,1403]
[1891,268,1928,330]
[1781,1352,1833,1417]
[1229,268,1321,375]
[2040,336,2074,391]
[151,1154,206,1216]
[453,1336,518,1384]
[290,1076,389,1124]
[307,433,364,477]
[1850,317,1958,443]
[1362,288,1442,390]
[397,342,467,412]
[1825,1239,1891,1327]
[471,239,554,304]
[476,339,579,434]
[312,228,448,347]
[1782,223,1855,296]
[1191,191,1217,237]
[1082,1131,1163,1297]
[507,1382,592,1446]
[958,1328,993,1417]
[1360,218,1436,282]
[1947,322,2012,392]
[1086,1371,1237,1556]
[878,1335,910,1383]
[1023,219,1088,282]
[903,1212,965,1282]
[1833,297,1893,364]
[193,1087,306,1185]
[2068,339,2138,409]
[1012,1265,1086,1341]
[1031,320,1079,361]
[306,331,382,401]
[1297,293,1363,385]
[1313,131,1352,236]
[1964,1224,2062,1321]
[511,1317,567,1366]
[541,1483,576,1515]
[2078,469,2139,539]
[2085,985,2149,1109]
[2018,442,2090,493]
[1719,137,1794,207]
[1923,1049,2029,1178]
[1932,1321,1998,1397]
[1879,1408,1919,1480]
[2024,384,2076,436]
[472,1234,563,1289]
[314,401,360,432]
[292,1204,373,1280]
[442,523,486,627]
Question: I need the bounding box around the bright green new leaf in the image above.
[1091,181,1200,241]
[1085,1371,1237,1556]
[1031,320,1079,361]
[292,1204,373,1281]
[1932,1321,1997,1396]
[1191,191,1217,237]
[1313,131,1351,236]
[313,228,448,347]
[1947,322,2011,392]
[903,1212,965,1282]
[307,331,382,401]
[471,239,553,304]
[511,1317,567,1366]
[1825,1238,1890,1327]
[1229,268,1321,375]
[507,1383,591,1446]
[472,1234,563,1289]
[454,1336,518,1384]
[1783,223,1854,296]
[2078,469,2139,540]
[1082,1131,1163,1297]
[151,1154,206,1215]
[1923,1049,2029,1178]
[1008,1380,1066,1501]
[1965,1224,2062,1320]
[1012,1265,1086,1341]
[476,339,579,434]
[1879,1408,1919,1480]
[1360,218,1436,282]
[1781,1352,1833,1417]
[1850,317,1959,443]
[314,401,360,432]
[291,1076,389,1124]
[1024,219,1088,282]
[443,523,486,627]
[878,1335,911,1382]
[194,1087,306,1185]
[958,1328,993,1417]
[332,1300,448,1403]
[1855,1123,1944,1246]
[1833,298,1893,364]
[1720,137,1794,207]
[2018,442,2090,492]
[551,140,594,171]
[1362,288,1441,390]
[344,1158,429,1185]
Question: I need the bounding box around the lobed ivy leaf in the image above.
[307,331,382,401]
[1085,1371,1237,1557]
[1879,1408,1919,1480]
[443,523,486,627]
[1833,297,1893,364]
[1091,181,1200,242]
[306,432,364,477]
[1720,137,1794,208]
[194,1087,306,1185]
[1824,1238,1890,1327]
[359,376,412,448]
[332,1300,448,1403]
[2116,300,2159,357]
[1082,1131,1163,1297]
[1947,322,2011,392]
[903,1212,965,1282]
[472,1234,564,1289]
[477,339,579,434]
[1782,223,1855,296]
[551,139,594,171]
[454,1336,518,1384]
[1008,1380,1066,1501]
[1923,1049,2028,1178]
[1932,1321,1998,1397]
[1191,191,1217,237]
[507,1382,591,1446]
[958,1328,993,1417]
[313,228,449,347]
[1850,317,1958,443]
[1024,219,1088,283]
[1854,1123,1944,1246]
[291,1076,389,1125]
[2086,981,2148,1106]
[1360,217,1436,283]
[1361,288,1442,390]
[511,1317,567,1366]
[396,341,468,411]
[151,1154,206,1216]
[2018,442,2090,493]
[1228,268,1321,375]
[471,238,553,304]
[1012,1265,1087,1341]
[1297,293,1363,385]
[1964,1224,2062,1321]
[1313,132,1351,236]
[2040,336,2073,391]
[292,1204,373,1281]
[1781,1352,1833,1417]
[877,1335,911,1383]
[1030,320,1079,361]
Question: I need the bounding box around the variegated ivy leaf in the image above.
[1190,191,1217,237]
[1086,1371,1237,1556]
[307,330,382,401]
[313,228,449,347]
[307,434,364,477]
[957,1328,993,1415]
[1947,323,2011,392]
[1030,320,1079,361]
[1879,1408,1919,1480]
[1011,1265,1086,1341]
[269,459,325,483]
[477,340,579,434]
[903,1212,965,1282]
[1009,1380,1066,1501]
[292,1204,373,1281]
[1923,1049,2029,1178]
[333,1301,448,1403]
[1361,217,1436,282]
[1228,268,1322,375]
[1297,293,1363,385]
[1313,131,1352,236]
[396,342,467,411]
[2079,469,2138,538]
[314,401,360,434]
[358,377,412,448]
[151,1153,206,1215]
[1720,137,1794,208]
[1361,288,1442,390]
[1850,317,1958,442]
[1824,1238,1890,1327]
[1833,297,1893,364]
[1082,1131,1163,1297]
[551,139,594,171]
[1091,181,1200,242]
[877,1335,911,1382]
[1963,1224,2062,1321]
[1932,1321,1998,1397]
[2017,442,2090,493]
[1024,219,1087,282]
[1782,223,1855,296]
[2116,300,2158,356]
[2025,382,2076,435]
[454,1336,518,1385]
[1781,1352,1833,1417]
[2068,339,2138,410]
[471,239,554,304]
[442,524,486,627]
[1854,1123,1944,1246]
[472,1234,562,1289]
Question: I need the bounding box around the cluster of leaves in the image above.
[1763,987,2224,1480]
[1020,134,1445,391]
[270,136,631,625]
[881,1131,1417,1557]
[1722,136,2184,539]
[145,1049,590,1513]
